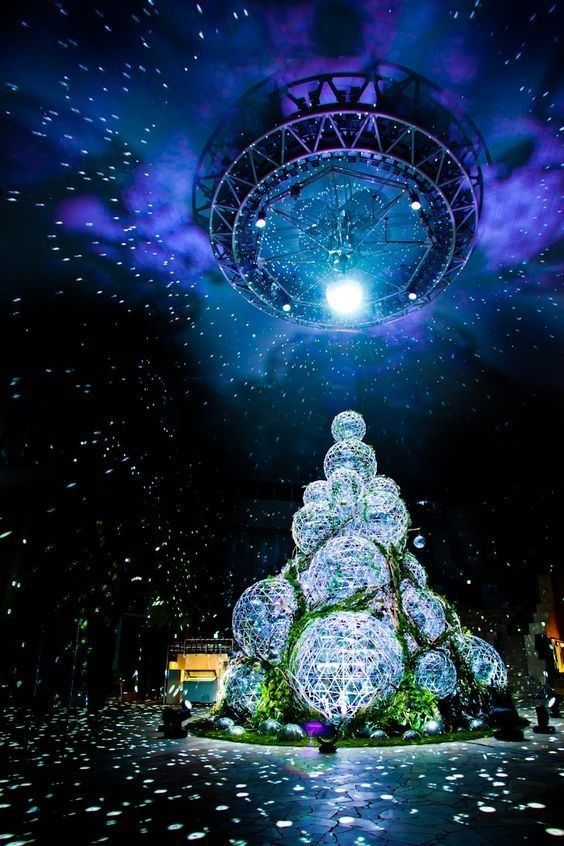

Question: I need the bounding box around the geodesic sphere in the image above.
[331,410,366,442]
[366,476,400,497]
[289,611,404,723]
[362,496,409,548]
[403,552,428,587]
[303,480,330,505]
[401,581,446,643]
[291,502,334,555]
[232,576,297,664]
[222,659,266,720]
[329,468,363,516]
[455,634,508,690]
[414,649,457,698]
[324,439,376,484]
[301,536,389,608]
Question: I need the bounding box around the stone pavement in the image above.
[0,704,562,845]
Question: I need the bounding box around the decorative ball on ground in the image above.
[228,725,246,736]
[422,718,444,736]
[292,502,334,554]
[403,729,420,740]
[324,439,377,484]
[369,728,388,740]
[303,480,330,505]
[401,582,446,642]
[329,468,363,519]
[222,660,266,720]
[468,717,488,730]
[331,410,366,442]
[278,723,307,741]
[403,552,428,587]
[362,496,409,548]
[355,723,376,739]
[289,611,404,723]
[232,576,297,664]
[413,534,426,549]
[302,536,389,608]
[415,649,457,698]
[216,716,235,730]
[455,634,508,690]
[259,718,282,735]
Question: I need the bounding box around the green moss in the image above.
[188,718,493,747]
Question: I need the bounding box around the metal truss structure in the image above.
[193,64,489,328]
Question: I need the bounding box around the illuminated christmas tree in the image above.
[220,411,508,737]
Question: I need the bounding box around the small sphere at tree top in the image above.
[331,410,366,442]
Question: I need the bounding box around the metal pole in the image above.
[68,615,81,708]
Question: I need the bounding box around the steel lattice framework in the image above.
[193,64,489,328]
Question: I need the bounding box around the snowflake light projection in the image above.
[289,611,404,723]
[401,581,447,642]
[415,649,458,698]
[324,439,376,484]
[403,552,428,587]
[300,536,389,608]
[291,502,334,554]
[232,576,297,664]
[455,634,508,689]
[222,659,267,720]
[331,410,366,442]
[303,480,330,505]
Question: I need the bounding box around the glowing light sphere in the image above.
[222,659,266,720]
[455,634,508,689]
[401,581,446,643]
[362,496,409,548]
[365,475,400,497]
[331,411,366,443]
[232,576,297,664]
[289,611,404,723]
[291,502,334,555]
[413,534,426,549]
[324,439,376,484]
[415,649,457,698]
[326,280,364,315]
[403,552,428,587]
[303,480,330,505]
[329,468,363,520]
[301,536,389,608]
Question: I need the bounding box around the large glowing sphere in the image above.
[300,536,389,608]
[362,495,410,548]
[415,649,457,698]
[402,552,428,587]
[455,634,508,689]
[324,439,377,484]
[303,480,330,505]
[232,576,297,665]
[291,502,334,555]
[289,611,404,723]
[401,581,446,643]
[222,659,266,720]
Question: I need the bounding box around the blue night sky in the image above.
[0,0,562,623]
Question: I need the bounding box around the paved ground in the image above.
[0,704,562,845]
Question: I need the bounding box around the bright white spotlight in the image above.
[326,280,364,315]
[410,193,422,211]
